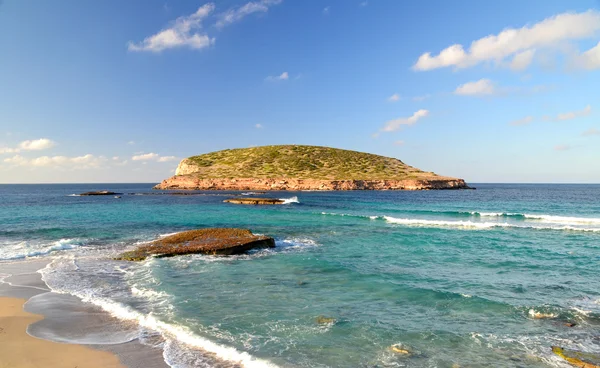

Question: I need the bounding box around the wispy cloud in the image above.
[412,94,431,102]
[546,105,592,121]
[387,93,401,102]
[359,1,368,6]
[413,10,600,71]
[509,116,534,126]
[582,128,600,136]
[454,79,495,96]
[128,3,216,52]
[379,109,429,133]
[255,123,264,129]
[511,105,592,126]
[132,153,178,162]
[3,154,106,169]
[0,138,56,154]
[323,6,331,15]
[265,72,289,81]
[554,144,572,151]
[394,140,404,146]
[216,0,282,28]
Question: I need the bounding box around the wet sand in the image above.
[0,296,125,368]
[0,260,169,368]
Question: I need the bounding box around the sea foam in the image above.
[39,257,281,368]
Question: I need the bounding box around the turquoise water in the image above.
[1,184,599,367]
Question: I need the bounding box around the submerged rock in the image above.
[223,197,284,205]
[552,346,600,368]
[389,344,411,355]
[79,190,122,196]
[115,228,275,261]
[315,316,336,325]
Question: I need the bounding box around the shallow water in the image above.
[1,183,599,367]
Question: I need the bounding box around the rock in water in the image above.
[315,316,336,325]
[115,228,275,261]
[552,346,600,368]
[223,198,284,205]
[79,190,123,196]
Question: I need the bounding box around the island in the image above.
[153,145,470,191]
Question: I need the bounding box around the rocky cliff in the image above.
[154,145,470,191]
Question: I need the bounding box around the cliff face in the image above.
[153,176,470,191]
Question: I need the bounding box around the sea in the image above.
[0,183,599,368]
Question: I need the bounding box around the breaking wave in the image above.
[279,196,299,204]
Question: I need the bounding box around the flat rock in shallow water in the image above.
[224,197,284,205]
[552,346,600,368]
[115,228,275,261]
[79,190,122,196]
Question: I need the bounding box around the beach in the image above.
[0,296,124,368]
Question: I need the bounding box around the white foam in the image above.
[159,232,181,238]
[523,214,600,225]
[279,196,299,204]
[67,194,81,197]
[383,216,600,232]
[39,259,280,368]
[0,238,85,261]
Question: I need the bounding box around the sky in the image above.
[1,0,599,183]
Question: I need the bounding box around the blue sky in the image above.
[1,0,599,183]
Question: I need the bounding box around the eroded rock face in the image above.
[153,176,471,191]
[224,198,284,205]
[115,228,275,261]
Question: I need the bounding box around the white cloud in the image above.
[128,3,216,52]
[255,123,264,129]
[509,116,534,126]
[127,141,136,145]
[132,152,178,162]
[574,41,600,70]
[3,154,106,169]
[216,0,282,28]
[19,138,56,151]
[553,105,592,121]
[380,109,429,133]
[387,93,400,102]
[454,79,495,96]
[323,6,330,15]
[0,138,56,154]
[265,71,289,81]
[132,153,159,161]
[360,1,368,6]
[413,10,600,71]
[394,140,404,146]
[582,128,600,136]
[510,49,536,71]
[158,156,178,162]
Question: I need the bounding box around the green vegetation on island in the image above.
[180,145,443,180]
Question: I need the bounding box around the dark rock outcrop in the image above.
[79,190,122,196]
[115,228,275,261]
[224,197,284,205]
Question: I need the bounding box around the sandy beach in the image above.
[0,296,124,368]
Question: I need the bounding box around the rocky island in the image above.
[154,145,470,191]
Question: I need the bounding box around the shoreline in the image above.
[0,259,169,368]
[0,296,126,368]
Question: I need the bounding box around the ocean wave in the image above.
[320,212,381,220]
[383,216,600,232]
[279,196,299,204]
[0,238,86,261]
[40,258,279,368]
